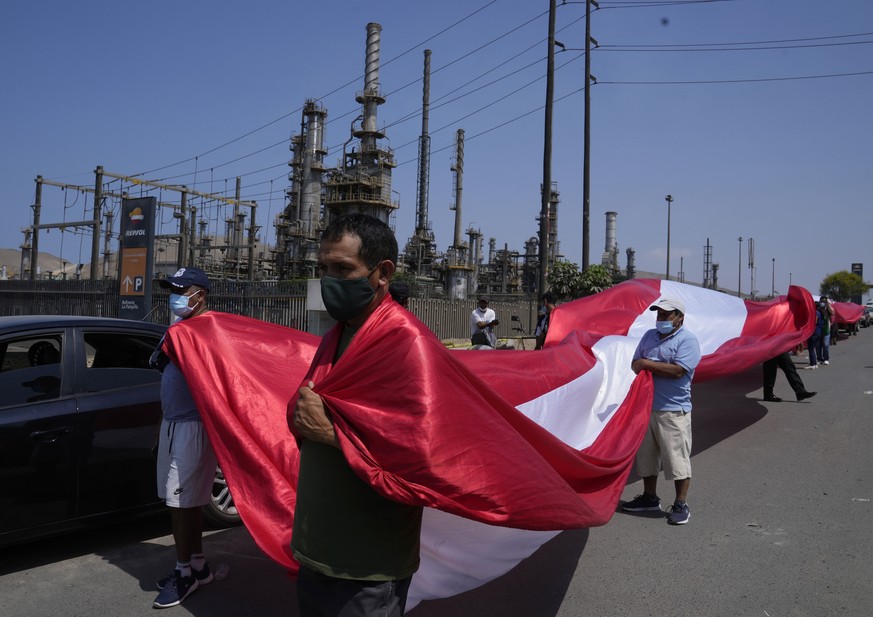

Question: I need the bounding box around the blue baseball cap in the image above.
[159,267,211,292]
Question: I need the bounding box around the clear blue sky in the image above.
[2,0,871,298]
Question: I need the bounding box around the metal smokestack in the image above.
[602,210,617,270]
[604,211,617,254]
[361,22,382,146]
[415,49,431,235]
[451,129,464,249]
[301,100,326,237]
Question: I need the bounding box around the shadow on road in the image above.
[621,364,768,490]
[0,512,170,576]
[410,528,588,617]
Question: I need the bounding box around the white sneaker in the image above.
[822,360,830,365]
[804,365,818,370]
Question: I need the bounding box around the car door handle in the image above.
[30,427,72,442]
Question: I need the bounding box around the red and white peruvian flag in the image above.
[164,279,815,608]
[409,280,814,605]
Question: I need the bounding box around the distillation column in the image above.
[446,129,473,299]
[324,22,396,224]
[402,49,436,276]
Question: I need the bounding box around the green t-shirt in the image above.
[292,441,422,580]
[291,324,423,580]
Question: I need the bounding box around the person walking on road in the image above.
[763,351,817,402]
[806,302,825,370]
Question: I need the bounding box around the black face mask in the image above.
[320,267,378,322]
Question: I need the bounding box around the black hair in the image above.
[321,213,398,268]
[542,292,556,304]
[389,281,411,300]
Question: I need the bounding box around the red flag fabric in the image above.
[163,313,318,570]
[163,279,816,605]
[290,294,651,530]
[831,300,864,325]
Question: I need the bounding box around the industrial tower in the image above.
[444,129,474,299]
[280,99,327,278]
[324,22,397,225]
[601,211,620,276]
[402,49,438,278]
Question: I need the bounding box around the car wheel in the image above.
[202,466,241,528]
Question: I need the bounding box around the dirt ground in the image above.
[441,336,536,350]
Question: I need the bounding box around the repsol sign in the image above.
[120,196,155,250]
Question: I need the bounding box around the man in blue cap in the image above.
[151,267,217,609]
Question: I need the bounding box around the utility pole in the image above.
[582,0,598,270]
[90,166,103,280]
[665,194,673,280]
[748,236,755,299]
[539,0,556,297]
[737,236,743,298]
[771,257,776,297]
[30,176,42,280]
[178,190,188,270]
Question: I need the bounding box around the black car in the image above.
[860,307,873,328]
[0,315,239,547]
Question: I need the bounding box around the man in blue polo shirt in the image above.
[623,297,701,525]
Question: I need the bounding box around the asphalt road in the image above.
[2,332,871,617]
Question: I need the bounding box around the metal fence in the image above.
[0,280,539,343]
[408,296,539,342]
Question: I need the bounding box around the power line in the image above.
[397,83,587,167]
[132,1,499,179]
[598,69,873,85]
[599,40,873,52]
[392,52,585,155]
[596,0,742,8]
[132,5,554,191]
[95,3,873,205]
[601,31,873,48]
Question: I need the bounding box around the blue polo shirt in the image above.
[160,361,201,423]
[633,325,701,413]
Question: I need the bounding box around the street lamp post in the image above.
[737,236,743,298]
[665,194,673,281]
[771,257,776,297]
[540,0,556,297]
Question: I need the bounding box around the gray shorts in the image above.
[157,419,217,508]
[635,410,692,481]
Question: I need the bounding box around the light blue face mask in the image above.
[169,291,200,319]
[655,320,675,335]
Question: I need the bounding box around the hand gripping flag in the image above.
[163,279,815,607]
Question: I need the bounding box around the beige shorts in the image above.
[157,419,217,508]
[635,410,692,481]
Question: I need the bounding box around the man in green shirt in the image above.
[289,214,422,617]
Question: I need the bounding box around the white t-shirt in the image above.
[470,307,497,347]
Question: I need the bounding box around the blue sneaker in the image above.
[157,563,214,591]
[153,570,199,609]
[622,493,661,512]
[667,500,690,525]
